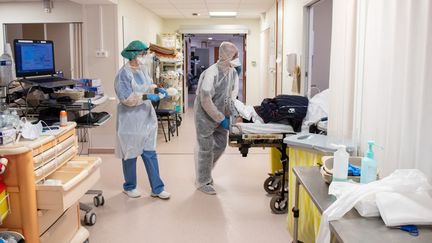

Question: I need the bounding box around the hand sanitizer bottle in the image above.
[360,141,383,184]
[332,145,349,182]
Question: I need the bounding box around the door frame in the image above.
[302,0,321,97]
[242,34,247,102]
[182,33,248,103]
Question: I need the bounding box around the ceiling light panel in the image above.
[209,11,237,17]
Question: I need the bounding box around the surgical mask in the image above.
[230,58,242,75]
[138,54,154,66]
[137,56,146,65]
[20,118,42,140]
[230,57,241,68]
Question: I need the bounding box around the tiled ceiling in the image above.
[0,0,274,18]
[135,0,275,19]
[0,0,117,3]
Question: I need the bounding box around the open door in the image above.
[304,0,333,97]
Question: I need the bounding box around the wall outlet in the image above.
[96,50,109,58]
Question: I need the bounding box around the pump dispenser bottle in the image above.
[360,141,383,184]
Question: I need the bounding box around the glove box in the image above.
[36,156,101,211]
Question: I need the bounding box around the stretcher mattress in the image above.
[231,123,295,134]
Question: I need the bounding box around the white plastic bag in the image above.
[316,169,432,243]
[20,118,43,140]
[376,191,432,227]
[354,195,380,217]
[329,182,380,217]
[233,99,264,123]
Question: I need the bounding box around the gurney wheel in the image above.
[93,195,105,207]
[84,212,97,226]
[176,117,182,127]
[263,176,281,194]
[270,195,288,214]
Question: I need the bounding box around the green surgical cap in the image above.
[121,40,149,60]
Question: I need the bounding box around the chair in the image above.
[154,100,179,142]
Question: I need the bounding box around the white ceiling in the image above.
[135,0,275,19]
[0,0,117,4]
[0,0,274,18]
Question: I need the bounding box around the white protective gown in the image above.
[114,63,157,160]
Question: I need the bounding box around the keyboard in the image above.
[21,77,78,88]
[27,76,67,83]
[76,112,110,125]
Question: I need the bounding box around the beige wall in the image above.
[117,0,164,66]
[22,24,45,40]
[47,23,72,79]
[86,0,164,150]
[82,4,119,150]
[163,18,261,105]
[5,24,23,48]
[260,3,277,98]
[282,0,306,94]
[0,1,83,50]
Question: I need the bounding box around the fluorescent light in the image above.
[208,37,213,40]
[209,11,237,17]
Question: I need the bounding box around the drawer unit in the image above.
[34,146,78,183]
[32,127,76,158]
[0,123,96,243]
[33,135,77,168]
[36,156,101,210]
[38,208,64,236]
[39,203,79,243]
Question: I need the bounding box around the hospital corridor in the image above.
[0,0,431,243]
[84,110,290,242]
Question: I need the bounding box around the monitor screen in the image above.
[14,39,55,77]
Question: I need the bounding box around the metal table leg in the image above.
[292,176,301,243]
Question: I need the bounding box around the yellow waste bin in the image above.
[0,183,9,222]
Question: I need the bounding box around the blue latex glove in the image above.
[146,93,160,102]
[157,88,169,99]
[220,117,230,130]
[348,163,361,176]
[398,225,419,236]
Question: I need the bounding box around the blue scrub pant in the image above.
[122,150,164,194]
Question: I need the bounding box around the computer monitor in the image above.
[14,39,56,78]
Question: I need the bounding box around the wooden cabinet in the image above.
[0,123,97,243]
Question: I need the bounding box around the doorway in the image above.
[184,34,247,109]
[304,0,333,97]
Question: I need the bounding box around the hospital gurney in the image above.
[229,122,296,214]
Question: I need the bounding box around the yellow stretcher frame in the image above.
[269,148,284,173]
